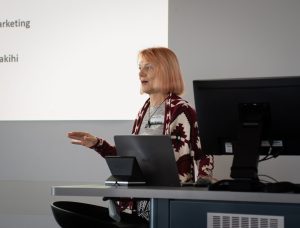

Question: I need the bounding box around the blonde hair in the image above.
[138,47,184,95]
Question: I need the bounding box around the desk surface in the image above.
[52,185,300,204]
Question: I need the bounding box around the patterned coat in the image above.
[93,93,213,181]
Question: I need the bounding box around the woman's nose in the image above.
[139,70,145,78]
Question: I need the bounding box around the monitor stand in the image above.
[210,103,268,192]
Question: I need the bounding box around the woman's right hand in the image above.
[67,131,99,148]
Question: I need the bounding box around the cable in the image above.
[259,143,273,162]
[258,174,278,183]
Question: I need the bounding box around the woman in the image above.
[67,47,214,225]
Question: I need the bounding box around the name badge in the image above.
[149,115,164,125]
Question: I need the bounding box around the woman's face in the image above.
[138,58,160,95]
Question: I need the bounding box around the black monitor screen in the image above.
[193,76,300,182]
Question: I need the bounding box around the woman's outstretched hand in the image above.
[67,131,99,148]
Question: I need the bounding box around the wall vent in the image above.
[207,212,284,228]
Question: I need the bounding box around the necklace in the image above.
[145,98,167,128]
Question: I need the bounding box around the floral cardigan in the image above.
[93,93,213,182]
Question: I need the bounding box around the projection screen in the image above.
[0,0,168,120]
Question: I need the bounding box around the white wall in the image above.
[169,0,300,182]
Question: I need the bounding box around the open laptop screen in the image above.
[114,135,180,187]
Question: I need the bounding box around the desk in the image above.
[52,185,300,228]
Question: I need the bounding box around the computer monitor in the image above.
[193,76,300,190]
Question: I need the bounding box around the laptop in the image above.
[113,135,181,187]
[104,156,146,186]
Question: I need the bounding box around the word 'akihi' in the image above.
[0,54,19,63]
